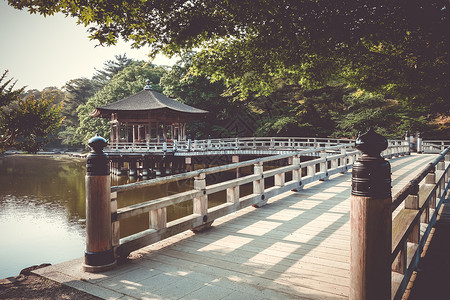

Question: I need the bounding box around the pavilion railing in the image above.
[106,136,408,154]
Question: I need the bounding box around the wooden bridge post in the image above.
[320,150,328,180]
[416,132,423,154]
[405,131,411,154]
[253,161,266,207]
[292,155,302,191]
[83,135,116,272]
[232,155,241,178]
[350,129,392,300]
[192,172,212,232]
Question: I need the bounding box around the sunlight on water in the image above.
[0,155,86,279]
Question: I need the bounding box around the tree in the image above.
[0,71,64,153]
[160,52,249,138]
[331,91,434,139]
[92,54,134,87]
[249,82,351,137]
[57,77,98,146]
[8,0,449,115]
[76,63,167,145]
[0,70,24,107]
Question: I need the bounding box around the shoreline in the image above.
[1,151,88,159]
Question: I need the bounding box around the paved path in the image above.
[34,154,438,300]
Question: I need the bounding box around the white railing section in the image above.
[421,140,450,153]
[110,142,409,258]
[390,147,450,299]
[106,136,409,154]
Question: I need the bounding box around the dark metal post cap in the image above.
[352,128,391,198]
[88,135,107,153]
[86,135,109,176]
[355,128,388,157]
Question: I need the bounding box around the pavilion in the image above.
[90,81,208,146]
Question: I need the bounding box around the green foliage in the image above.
[160,52,246,138]
[8,0,448,115]
[92,54,134,87]
[58,78,98,146]
[0,70,24,107]
[331,91,434,139]
[76,63,167,145]
[250,83,350,137]
[1,70,64,153]
[0,92,64,153]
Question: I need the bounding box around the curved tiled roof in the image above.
[94,89,208,115]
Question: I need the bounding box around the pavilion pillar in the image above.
[115,122,119,148]
[124,122,129,142]
[181,123,186,140]
[163,124,167,141]
[110,120,114,145]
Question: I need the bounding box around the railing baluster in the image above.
[392,242,407,275]
[253,161,266,207]
[292,155,302,191]
[150,208,167,230]
[275,172,285,187]
[192,172,211,231]
[111,191,120,250]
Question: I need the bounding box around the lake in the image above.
[0,155,88,279]
[0,154,199,279]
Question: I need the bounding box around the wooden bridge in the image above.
[34,136,449,300]
[104,136,449,178]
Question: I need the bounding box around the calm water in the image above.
[0,155,195,279]
[0,155,87,278]
[0,155,256,279]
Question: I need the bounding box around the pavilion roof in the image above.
[91,88,208,117]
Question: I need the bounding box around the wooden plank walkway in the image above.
[34,153,438,300]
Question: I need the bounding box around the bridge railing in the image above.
[421,140,450,153]
[110,144,357,258]
[390,147,450,299]
[108,141,409,259]
[106,136,409,154]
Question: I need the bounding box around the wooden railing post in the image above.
[417,132,423,154]
[405,131,411,154]
[150,208,167,230]
[83,135,116,272]
[111,191,120,256]
[350,129,392,300]
[292,155,302,191]
[192,172,212,232]
[252,161,266,207]
[320,150,328,180]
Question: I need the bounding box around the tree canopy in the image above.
[75,62,167,145]
[8,0,449,114]
[0,71,64,153]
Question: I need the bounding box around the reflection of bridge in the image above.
[35,136,449,300]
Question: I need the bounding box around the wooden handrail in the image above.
[390,147,450,300]
[110,141,410,258]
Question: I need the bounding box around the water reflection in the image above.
[0,154,263,278]
[0,155,87,279]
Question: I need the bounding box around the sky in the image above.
[0,1,178,91]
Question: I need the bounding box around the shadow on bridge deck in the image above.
[33,154,439,300]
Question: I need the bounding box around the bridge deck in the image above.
[35,154,438,300]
